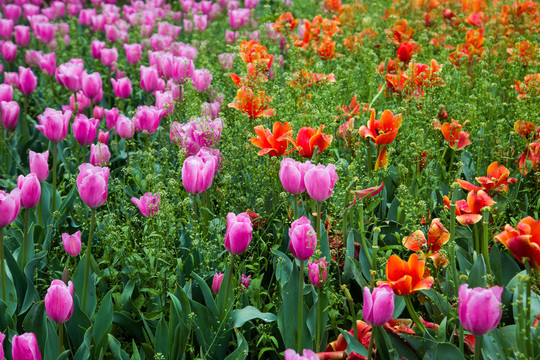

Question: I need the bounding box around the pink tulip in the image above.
[55,61,83,92]
[124,43,142,65]
[228,9,250,29]
[0,188,21,228]
[36,108,72,143]
[81,72,102,100]
[133,105,162,134]
[98,130,109,144]
[0,19,13,40]
[25,50,43,67]
[69,91,91,113]
[224,212,253,254]
[2,41,17,62]
[131,192,161,217]
[72,115,99,146]
[212,272,224,295]
[111,77,131,98]
[38,52,56,76]
[62,231,81,256]
[17,173,41,209]
[100,47,118,67]
[193,14,208,32]
[283,349,318,360]
[91,39,105,59]
[201,101,221,119]
[79,9,96,26]
[245,0,259,8]
[241,274,251,290]
[0,331,4,360]
[0,100,20,131]
[289,216,317,261]
[308,258,328,288]
[33,22,55,44]
[0,84,13,102]
[458,284,503,335]
[182,155,216,194]
[12,333,42,360]
[29,150,49,182]
[93,106,104,121]
[76,163,109,208]
[4,72,19,87]
[23,5,40,20]
[225,30,238,45]
[279,158,314,195]
[173,57,194,83]
[140,65,158,93]
[218,53,235,71]
[155,90,175,115]
[116,115,134,139]
[363,285,394,326]
[191,69,212,92]
[18,66,37,94]
[200,0,213,14]
[104,107,119,131]
[89,143,111,167]
[304,164,338,202]
[44,279,74,323]
[183,19,193,33]
[3,4,21,22]
[14,25,30,47]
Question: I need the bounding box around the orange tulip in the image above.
[514,120,535,137]
[443,190,495,226]
[249,122,293,156]
[518,142,540,175]
[228,87,275,119]
[513,74,540,101]
[291,125,333,158]
[403,218,450,267]
[238,40,273,74]
[494,216,540,272]
[273,12,299,34]
[439,119,471,150]
[377,253,434,295]
[359,109,402,145]
[456,162,517,193]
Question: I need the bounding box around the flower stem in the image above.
[449,185,459,297]
[81,208,96,311]
[59,322,64,354]
[297,260,304,353]
[0,229,6,300]
[38,196,42,225]
[22,208,29,270]
[343,286,357,341]
[525,258,533,358]
[404,295,426,335]
[316,201,322,251]
[474,335,483,360]
[192,194,197,225]
[481,208,491,277]
[316,287,323,351]
[52,142,57,213]
[366,325,376,360]
[366,139,372,172]
[359,202,372,266]
[474,223,480,257]
[222,254,235,316]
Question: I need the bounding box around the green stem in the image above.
[0,229,6,300]
[52,142,57,213]
[449,186,459,297]
[448,148,455,178]
[222,254,235,316]
[82,145,86,164]
[359,202,372,266]
[474,335,483,360]
[38,196,42,225]
[525,259,533,358]
[59,322,64,354]
[474,223,480,257]
[192,195,197,225]
[366,326,376,360]
[459,322,464,353]
[481,209,491,277]
[81,208,96,311]
[316,201,322,251]
[22,208,29,270]
[366,140,372,172]
[3,128,7,172]
[23,95,28,145]
[404,295,426,335]
[371,228,380,274]
[345,288,357,341]
[316,287,323,351]
[297,260,304,353]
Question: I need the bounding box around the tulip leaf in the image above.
[65,294,92,350]
[155,318,169,358]
[392,294,406,318]
[0,299,15,332]
[93,290,114,356]
[194,272,220,320]
[44,319,59,360]
[320,227,331,262]
[73,325,93,360]
[22,302,47,350]
[426,342,464,360]
[271,248,293,287]
[108,334,131,360]
[169,289,191,357]
[398,333,438,357]
[232,305,277,328]
[468,255,487,288]
[338,329,368,357]
[73,255,97,317]
[224,328,248,360]
[508,270,540,323]
[420,289,451,317]
[483,326,518,359]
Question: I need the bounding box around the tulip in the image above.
[439,119,470,150]
[116,115,134,139]
[183,19,193,33]
[289,216,317,261]
[14,25,30,47]
[283,349,319,360]
[212,272,224,295]
[403,218,450,268]
[224,212,253,255]
[4,72,19,87]
[304,164,338,202]
[229,9,250,29]
[459,284,503,335]
[18,66,37,95]
[0,20,13,40]
[131,192,161,218]
[34,22,55,44]
[111,77,131,98]
[456,161,517,194]
[229,87,275,119]
[81,72,102,100]
[0,84,13,102]
[100,47,118,67]
[173,57,194,83]
[201,101,221,120]
[2,41,17,62]
[39,52,56,76]
[494,216,540,272]
[140,65,158,93]
[293,126,333,158]
[12,333,42,360]
[362,285,394,326]
[279,158,313,195]
[241,274,251,290]
[77,163,109,209]
[308,258,327,288]
[29,150,49,182]
[98,130,109,144]
[182,155,216,194]
[0,188,21,228]
[93,106,103,121]
[250,122,293,156]
[89,143,110,167]
[3,4,21,22]
[55,61,83,92]
[443,190,495,226]
[62,231,81,256]
[193,14,208,32]
[17,173,40,209]
[0,331,4,360]
[44,279,74,323]
[72,115,99,147]
[155,90,175,115]
[104,107,119,131]
[133,105,162,134]
[0,100,20,131]
[191,69,212,92]
[91,39,105,59]
[377,253,434,296]
[245,0,259,8]
[124,43,142,64]
[25,50,43,67]
[218,52,235,71]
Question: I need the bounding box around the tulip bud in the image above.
[0,100,20,131]
[458,284,503,335]
[76,163,109,208]
[2,41,17,62]
[17,173,41,209]
[304,164,339,202]
[124,43,142,65]
[212,272,224,295]
[133,105,163,134]
[0,84,13,102]
[224,212,253,255]
[241,274,251,290]
[193,14,208,32]
[116,115,134,139]
[279,158,314,195]
[91,39,105,59]
[81,71,102,100]
[62,231,81,256]
[39,52,56,76]
[288,216,317,261]
[72,115,99,147]
[89,143,111,167]
[104,107,119,131]
[12,333,42,360]
[111,77,131,98]
[140,65,158,93]
[100,47,118,67]
[36,108,71,143]
[131,192,161,218]
[0,188,21,228]
[29,150,50,183]
[18,66,37,95]
[308,258,328,287]
[363,285,394,326]
[14,25,30,47]
[191,69,212,92]
[44,279,74,323]
[181,155,216,194]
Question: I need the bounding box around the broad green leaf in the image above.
[232,306,277,328]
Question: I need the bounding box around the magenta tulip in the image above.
[173,57,194,83]
[116,115,134,139]
[0,331,4,360]
[100,47,118,67]
[39,52,56,76]
[183,19,193,33]
[29,150,49,182]
[155,90,175,115]
[304,164,338,202]
[193,14,208,32]
[458,284,503,335]
[72,115,99,146]
[0,100,20,131]
[55,61,83,92]
[212,272,224,295]
[14,25,30,47]
[17,173,41,209]
[90,39,105,59]
[0,84,13,102]
[191,69,212,92]
[124,43,142,65]
[133,105,162,134]
[279,158,314,195]
[76,163,109,208]
[283,349,319,360]
[225,30,238,45]
[308,258,328,288]
[182,155,216,194]
[224,212,253,255]
[2,41,17,62]
[3,4,21,22]
[363,285,394,326]
[44,279,74,323]
[140,65,158,93]
[25,50,43,67]
[201,101,221,120]
[98,130,109,144]
[93,106,103,121]
[111,77,131,98]
[62,231,81,256]
[12,333,42,360]
[89,143,110,167]
[241,274,251,290]
[81,72,102,100]
[33,22,55,44]
[228,9,250,29]
[36,108,71,143]
[289,216,317,261]
[0,19,13,40]
[131,192,161,218]
[4,72,19,87]
[218,52,235,70]
[104,107,119,131]
[18,66,37,95]
[0,188,21,228]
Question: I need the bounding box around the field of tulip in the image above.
[0,0,540,359]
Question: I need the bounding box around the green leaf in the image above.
[468,255,487,287]
[193,272,220,320]
[232,306,277,328]
[392,294,406,318]
[93,290,114,356]
[338,329,368,357]
[224,329,248,360]
[426,342,464,360]
[108,334,131,360]
[155,318,169,358]
[421,289,452,317]
[73,255,97,317]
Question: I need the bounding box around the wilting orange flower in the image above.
[443,190,495,226]
[396,40,421,63]
[343,29,378,52]
[513,74,540,100]
[246,209,266,229]
[507,41,539,66]
[335,94,369,121]
[386,19,415,45]
[250,121,293,156]
[456,162,517,193]
[324,0,343,12]
[439,119,471,150]
[273,12,299,34]
[359,109,402,145]
[385,59,445,98]
[465,12,488,27]
[514,120,536,138]
[377,253,434,296]
[287,69,336,90]
[403,218,450,268]
[449,28,485,67]
[494,216,540,272]
[317,36,339,60]
[228,87,275,119]
[238,40,274,74]
[518,142,540,175]
[291,125,333,158]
